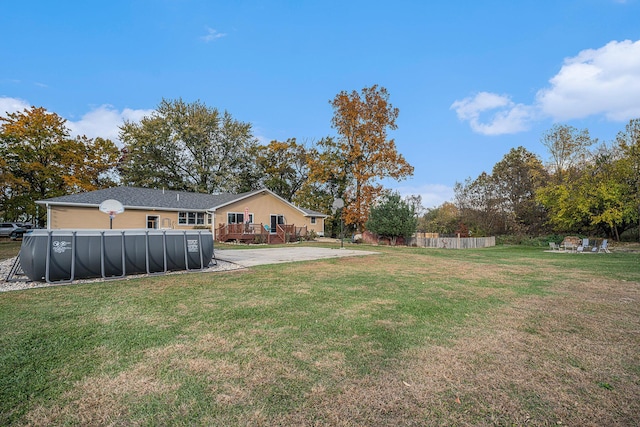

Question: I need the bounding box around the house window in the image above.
[178,211,206,225]
[228,212,253,224]
[147,215,159,229]
[310,216,316,225]
[228,213,242,224]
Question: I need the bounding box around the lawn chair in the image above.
[577,245,584,254]
[598,239,611,253]
[582,238,590,250]
[549,242,561,251]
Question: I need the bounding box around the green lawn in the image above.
[1,244,639,426]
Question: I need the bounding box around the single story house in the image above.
[37,187,327,243]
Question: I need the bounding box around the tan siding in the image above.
[46,190,324,236]
[307,216,325,236]
[48,206,203,230]
[214,192,325,235]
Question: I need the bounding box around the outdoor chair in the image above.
[577,245,584,254]
[549,242,561,251]
[598,239,611,253]
[582,238,590,250]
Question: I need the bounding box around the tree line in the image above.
[0,86,413,236]
[422,121,640,242]
[3,88,638,242]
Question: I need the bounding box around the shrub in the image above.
[496,234,564,246]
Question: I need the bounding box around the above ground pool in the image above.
[19,229,215,283]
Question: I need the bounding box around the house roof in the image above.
[37,186,327,217]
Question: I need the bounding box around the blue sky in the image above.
[2,0,640,207]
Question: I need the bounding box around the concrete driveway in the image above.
[214,246,378,267]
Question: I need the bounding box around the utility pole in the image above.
[332,198,345,249]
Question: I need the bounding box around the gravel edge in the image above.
[0,257,244,293]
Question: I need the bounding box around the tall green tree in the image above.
[536,179,588,233]
[535,122,640,238]
[615,118,640,241]
[0,107,118,224]
[304,137,351,238]
[536,124,596,235]
[419,202,459,234]
[536,136,638,239]
[586,154,630,240]
[119,98,260,193]
[256,138,309,201]
[310,86,414,232]
[365,191,417,245]
[454,172,502,235]
[63,136,121,191]
[491,146,549,234]
[306,137,349,206]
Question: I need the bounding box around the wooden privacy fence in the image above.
[409,236,496,249]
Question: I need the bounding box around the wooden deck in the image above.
[216,223,307,244]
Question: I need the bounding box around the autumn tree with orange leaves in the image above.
[0,107,119,225]
[310,85,414,232]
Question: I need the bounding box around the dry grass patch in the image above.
[412,257,537,287]
[275,266,639,426]
[194,332,238,353]
[24,332,311,425]
[25,365,180,426]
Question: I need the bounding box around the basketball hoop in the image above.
[99,199,125,229]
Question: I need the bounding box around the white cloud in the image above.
[453,39,640,135]
[201,27,226,42]
[0,96,30,116]
[536,39,640,121]
[395,183,454,209]
[450,92,534,135]
[1,98,152,145]
[67,105,153,145]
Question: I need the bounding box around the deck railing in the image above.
[216,223,268,242]
[217,223,307,243]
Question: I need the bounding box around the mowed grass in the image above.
[1,244,639,426]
